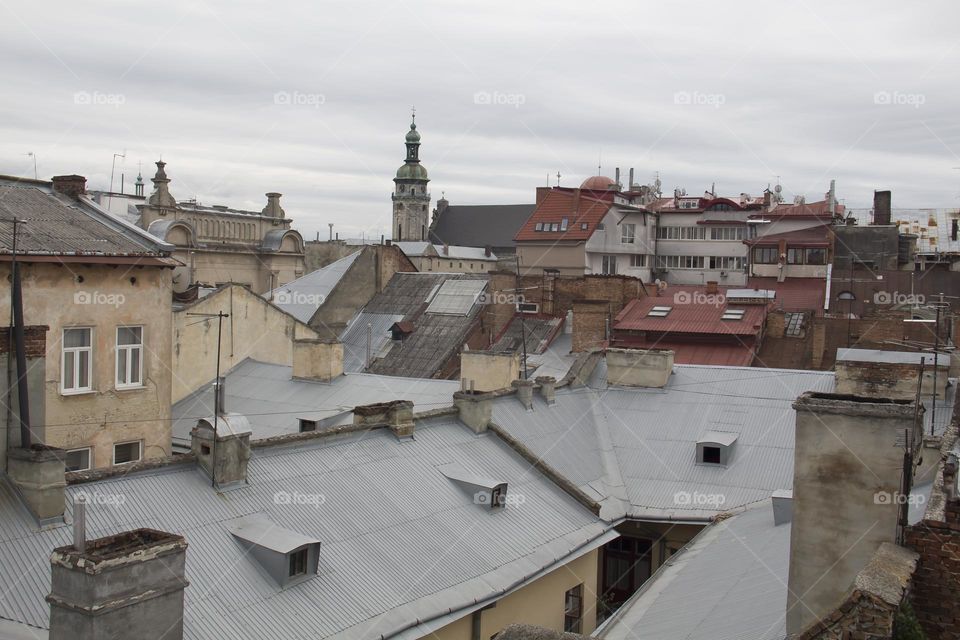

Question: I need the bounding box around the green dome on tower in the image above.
[405,122,421,143]
[395,162,429,181]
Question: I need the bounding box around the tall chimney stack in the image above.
[786,392,921,635]
[47,529,189,640]
[51,175,86,199]
[873,190,892,225]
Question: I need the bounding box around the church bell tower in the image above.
[391,110,430,241]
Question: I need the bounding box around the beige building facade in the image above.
[172,284,321,403]
[139,161,305,294]
[0,173,179,471]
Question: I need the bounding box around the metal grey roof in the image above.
[430,203,535,250]
[0,419,610,639]
[492,316,564,356]
[171,359,459,445]
[525,332,577,380]
[226,513,320,553]
[836,347,950,366]
[492,360,837,521]
[360,273,489,378]
[266,250,360,323]
[596,499,789,640]
[0,179,169,256]
[339,311,404,372]
[425,279,488,315]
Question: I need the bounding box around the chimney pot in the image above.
[191,415,252,488]
[51,175,86,199]
[512,379,535,410]
[873,190,892,225]
[535,376,556,405]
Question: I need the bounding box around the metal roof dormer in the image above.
[227,514,321,588]
[696,431,739,466]
[438,463,509,509]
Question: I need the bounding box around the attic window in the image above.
[702,446,721,464]
[299,419,317,433]
[721,308,745,321]
[288,548,308,577]
[438,463,509,510]
[647,305,672,318]
[697,431,738,466]
[581,222,588,230]
[535,222,544,231]
[560,218,569,231]
[551,223,560,231]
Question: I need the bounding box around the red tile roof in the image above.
[747,277,826,312]
[754,199,844,219]
[514,188,616,242]
[613,295,767,336]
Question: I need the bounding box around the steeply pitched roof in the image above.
[0,420,611,639]
[596,499,790,640]
[266,250,361,323]
[359,273,490,378]
[430,203,535,249]
[491,359,836,521]
[0,177,173,260]
[515,189,617,242]
[171,358,458,445]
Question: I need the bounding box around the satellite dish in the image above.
[774,184,782,194]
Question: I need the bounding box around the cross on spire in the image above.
[556,171,562,186]
[411,105,416,124]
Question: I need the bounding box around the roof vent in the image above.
[772,489,793,526]
[438,463,509,509]
[227,514,321,587]
[696,431,738,465]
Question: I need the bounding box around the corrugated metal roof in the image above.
[0,420,609,639]
[266,251,360,323]
[614,297,767,336]
[597,500,789,640]
[0,180,168,256]
[171,359,458,444]
[339,311,404,372]
[492,361,836,521]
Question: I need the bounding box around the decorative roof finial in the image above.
[411,105,416,127]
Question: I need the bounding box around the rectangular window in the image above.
[621,223,636,244]
[656,226,705,240]
[65,448,91,472]
[551,223,560,232]
[596,223,605,231]
[580,222,588,230]
[534,222,543,231]
[710,227,745,240]
[289,548,308,577]
[62,328,92,394]
[630,254,646,267]
[787,248,804,264]
[753,247,778,264]
[113,440,142,465]
[564,584,584,633]
[560,217,569,231]
[115,326,143,389]
[601,255,618,275]
[805,248,826,265]
[708,256,744,270]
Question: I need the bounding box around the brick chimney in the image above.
[454,390,497,433]
[51,175,86,199]
[705,280,719,295]
[191,414,252,488]
[262,192,285,218]
[353,400,414,438]
[292,339,343,382]
[47,528,189,640]
[786,392,921,636]
[873,190,892,225]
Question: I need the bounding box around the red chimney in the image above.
[706,281,719,295]
[51,175,87,199]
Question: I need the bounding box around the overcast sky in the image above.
[1,0,958,239]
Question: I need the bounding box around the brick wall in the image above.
[905,424,960,640]
[572,300,609,352]
[796,543,918,640]
[0,326,49,357]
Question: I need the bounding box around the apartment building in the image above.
[0,174,178,470]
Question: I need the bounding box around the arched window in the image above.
[837,291,855,301]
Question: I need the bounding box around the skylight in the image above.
[721,308,746,321]
[425,279,488,316]
[647,306,672,318]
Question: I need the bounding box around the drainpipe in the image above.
[9,219,31,447]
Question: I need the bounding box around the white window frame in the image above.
[601,255,618,275]
[113,440,142,466]
[61,327,93,395]
[621,223,636,244]
[630,254,646,267]
[65,447,92,472]
[115,326,144,390]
